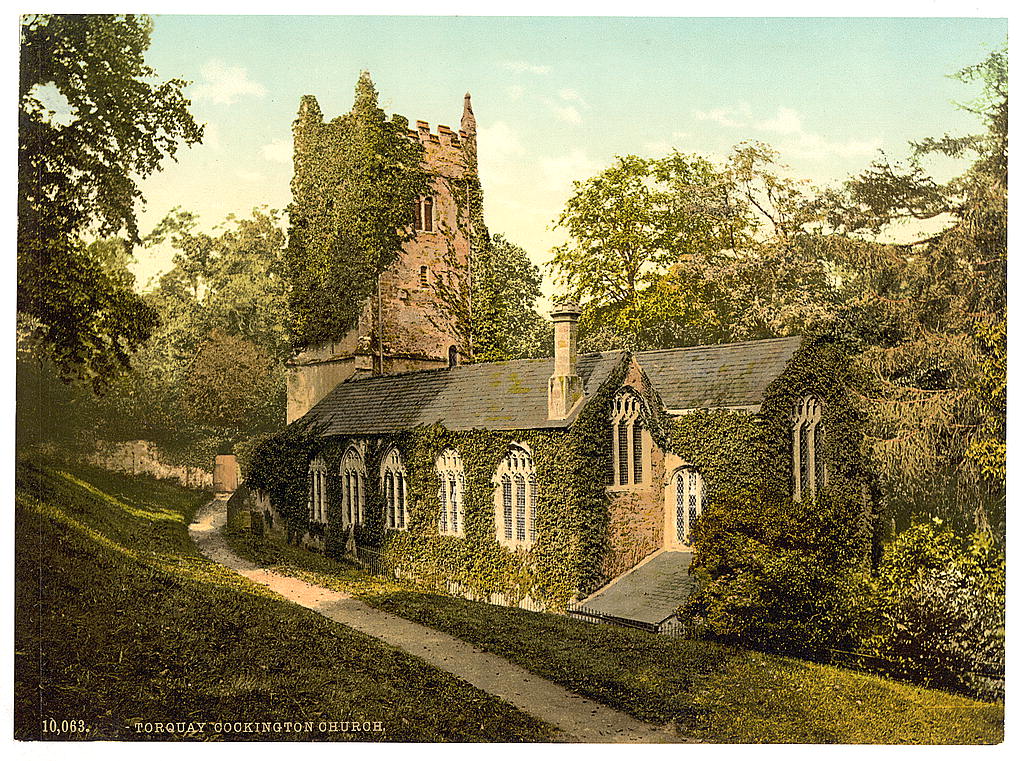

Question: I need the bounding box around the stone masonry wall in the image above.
[88,440,213,490]
[600,361,667,582]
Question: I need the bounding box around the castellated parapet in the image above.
[286,91,478,423]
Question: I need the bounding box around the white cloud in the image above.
[192,59,267,105]
[477,121,527,187]
[507,84,525,101]
[696,103,881,162]
[550,104,582,124]
[260,138,292,164]
[540,148,602,193]
[694,104,752,128]
[503,60,551,75]
[558,88,588,108]
[757,106,803,135]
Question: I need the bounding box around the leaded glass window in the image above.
[611,389,645,486]
[495,444,536,548]
[673,467,704,545]
[308,456,327,524]
[791,396,825,502]
[381,448,407,530]
[436,449,465,537]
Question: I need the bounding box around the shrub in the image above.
[867,519,1004,699]
[683,491,874,655]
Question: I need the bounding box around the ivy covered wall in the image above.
[249,337,877,618]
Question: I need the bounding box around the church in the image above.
[240,87,874,626]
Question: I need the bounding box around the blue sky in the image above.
[128,13,1007,296]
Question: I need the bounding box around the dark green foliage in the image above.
[866,520,1004,699]
[19,14,202,386]
[682,339,879,655]
[469,234,548,362]
[245,421,327,536]
[286,73,429,348]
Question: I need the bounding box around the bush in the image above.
[867,519,1004,699]
[683,491,874,655]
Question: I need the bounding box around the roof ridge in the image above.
[635,335,802,356]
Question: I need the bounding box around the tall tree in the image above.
[18,14,202,388]
[808,49,1007,534]
[549,153,739,349]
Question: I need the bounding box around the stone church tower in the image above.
[286,92,479,423]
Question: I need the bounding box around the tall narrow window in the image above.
[611,389,645,486]
[617,419,629,484]
[339,446,367,527]
[422,196,433,232]
[381,448,407,530]
[436,449,465,537]
[502,475,513,540]
[308,456,328,524]
[632,419,644,483]
[413,195,435,232]
[791,396,824,502]
[673,467,704,545]
[420,265,429,287]
[494,444,537,548]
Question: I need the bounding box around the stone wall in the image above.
[88,440,213,489]
[600,361,668,581]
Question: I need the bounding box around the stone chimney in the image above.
[548,300,584,420]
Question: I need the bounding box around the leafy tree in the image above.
[86,209,290,454]
[18,14,202,387]
[550,152,739,349]
[286,72,429,348]
[428,234,548,362]
[178,330,285,435]
[815,48,1007,534]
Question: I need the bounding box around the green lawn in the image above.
[14,459,554,741]
[225,528,1004,744]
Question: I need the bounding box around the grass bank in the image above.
[14,459,553,741]
[225,529,1004,744]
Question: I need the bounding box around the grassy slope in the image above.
[225,530,1004,744]
[14,460,553,742]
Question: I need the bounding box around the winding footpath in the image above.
[189,499,683,743]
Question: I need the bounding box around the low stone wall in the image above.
[88,440,213,489]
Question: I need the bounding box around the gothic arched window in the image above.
[791,395,825,502]
[610,389,646,486]
[380,448,408,530]
[436,448,465,536]
[339,446,366,526]
[308,455,328,524]
[494,444,537,548]
[671,467,704,545]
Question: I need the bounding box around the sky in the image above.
[119,12,1008,298]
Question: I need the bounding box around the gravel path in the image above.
[189,499,683,743]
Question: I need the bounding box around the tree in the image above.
[83,209,291,454]
[286,72,429,348]
[815,48,1007,534]
[550,153,739,349]
[552,146,836,351]
[18,14,202,388]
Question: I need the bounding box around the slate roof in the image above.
[300,351,625,436]
[637,336,802,412]
[298,335,803,437]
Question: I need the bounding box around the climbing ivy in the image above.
[285,72,430,348]
[680,338,881,655]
